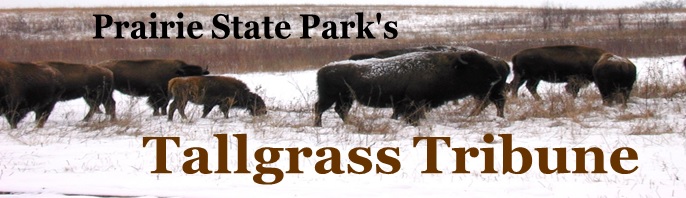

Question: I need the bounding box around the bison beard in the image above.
[509,45,608,100]
[167,76,267,121]
[313,51,504,127]
[592,53,637,107]
[0,61,65,129]
[96,59,209,116]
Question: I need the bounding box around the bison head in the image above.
[453,51,502,86]
[246,92,267,116]
[177,65,210,76]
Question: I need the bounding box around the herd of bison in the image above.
[0,45,682,129]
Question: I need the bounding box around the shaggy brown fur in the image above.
[314,51,503,127]
[167,76,267,121]
[0,61,65,129]
[35,61,116,121]
[348,45,510,119]
[592,53,637,107]
[509,45,608,100]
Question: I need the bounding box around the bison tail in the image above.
[168,78,181,97]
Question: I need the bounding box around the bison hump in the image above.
[324,52,443,79]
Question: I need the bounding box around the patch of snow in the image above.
[0,55,685,197]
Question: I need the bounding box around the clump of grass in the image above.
[345,107,400,134]
[508,90,603,121]
[627,120,676,135]
[615,109,657,121]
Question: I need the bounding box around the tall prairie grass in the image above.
[1,5,685,73]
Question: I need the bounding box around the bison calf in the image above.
[0,61,65,129]
[167,76,267,121]
[314,51,504,127]
[35,61,116,121]
[592,53,637,107]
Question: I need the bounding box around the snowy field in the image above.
[1,55,685,197]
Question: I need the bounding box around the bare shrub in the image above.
[638,0,685,9]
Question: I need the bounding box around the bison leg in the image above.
[525,79,542,100]
[103,95,117,121]
[468,96,490,117]
[391,104,406,120]
[202,104,216,118]
[596,84,613,106]
[148,94,169,116]
[83,98,99,121]
[168,97,189,121]
[167,99,177,121]
[491,95,506,118]
[176,101,189,120]
[149,96,162,116]
[334,96,353,124]
[313,98,336,127]
[485,88,507,118]
[565,78,591,98]
[160,99,169,115]
[34,101,58,128]
[403,104,427,126]
[219,104,231,118]
[5,110,28,129]
[620,87,632,107]
[509,74,526,98]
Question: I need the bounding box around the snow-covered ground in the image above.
[1,55,685,197]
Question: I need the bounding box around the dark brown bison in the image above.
[348,45,510,119]
[35,61,116,121]
[509,45,608,100]
[96,59,209,116]
[0,61,65,129]
[167,76,267,121]
[592,53,637,107]
[314,51,504,127]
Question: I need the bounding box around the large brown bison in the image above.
[314,51,504,127]
[592,53,637,107]
[35,61,116,121]
[348,45,510,119]
[0,61,65,129]
[509,45,608,100]
[167,76,267,121]
[96,59,209,116]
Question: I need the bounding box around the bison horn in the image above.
[490,77,502,86]
[457,54,469,65]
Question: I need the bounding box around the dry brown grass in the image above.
[1,6,685,73]
[339,106,400,134]
[627,120,677,135]
[506,90,604,121]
